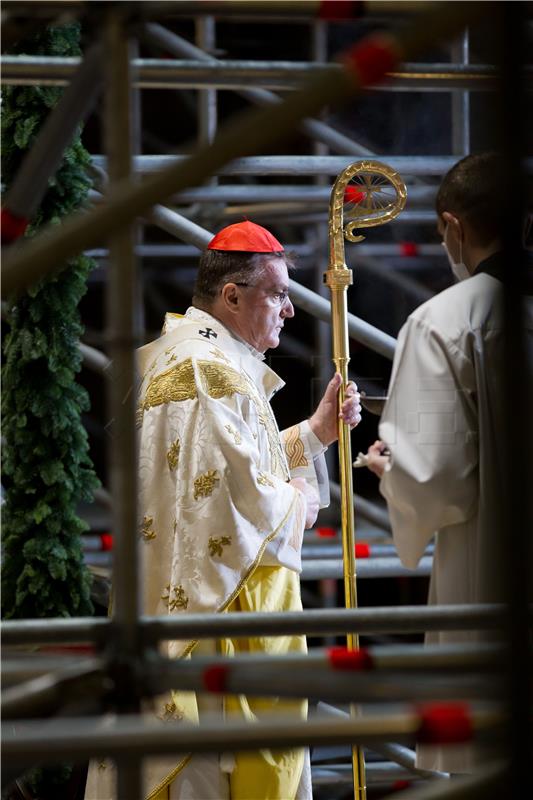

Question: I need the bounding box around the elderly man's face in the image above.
[235,257,295,352]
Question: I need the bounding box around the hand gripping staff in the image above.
[324,160,406,799]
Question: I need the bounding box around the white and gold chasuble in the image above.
[85,308,328,800]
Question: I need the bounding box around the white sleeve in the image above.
[379,317,478,568]
[281,420,330,508]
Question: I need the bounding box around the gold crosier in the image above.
[324,160,407,800]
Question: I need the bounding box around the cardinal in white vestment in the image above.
[85,221,362,800]
[366,154,533,773]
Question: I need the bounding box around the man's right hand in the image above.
[290,478,320,529]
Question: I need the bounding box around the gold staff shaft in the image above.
[325,265,366,800]
[325,159,406,800]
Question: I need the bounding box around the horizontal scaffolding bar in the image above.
[1,56,513,91]
[91,154,464,177]
[145,663,495,704]
[1,706,501,766]
[85,242,446,260]
[302,556,433,580]
[1,605,508,646]
[312,762,424,786]
[301,543,434,559]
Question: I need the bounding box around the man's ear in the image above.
[442,211,464,242]
[220,283,240,315]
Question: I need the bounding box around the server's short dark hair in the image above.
[193,250,295,306]
[436,153,505,245]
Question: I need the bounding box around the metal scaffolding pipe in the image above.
[91,153,464,177]
[329,482,392,531]
[289,280,397,360]
[145,665,493,705]
[103,13,141,663]
[142,23,374,157]
[79,341,111,374]
[302,544,434,559]
[318,703,450,780]
[378,761,505,800]
[1,659,104,719]
[0,2,463,23]
[312,763,422,786]
[1,706,499,766]
[1,56,511,92]
[302,556,432,580]
[1,605,507,646]
[103,15,142,800]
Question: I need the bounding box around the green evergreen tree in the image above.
[2,23,99,622]
[2,23,100,799]
[1,25,99,800]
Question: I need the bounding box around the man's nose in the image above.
[281,298,295,318]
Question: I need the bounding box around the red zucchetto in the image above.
[207,221,284,253]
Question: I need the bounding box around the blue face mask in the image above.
[442,224,470,282]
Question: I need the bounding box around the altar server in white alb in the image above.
[85,221,361,800]
[366,153,533,772]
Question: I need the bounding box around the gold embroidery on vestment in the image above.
[224,424,242,445]
[98,761,107,771]
[157,701,185,722]
[197,360,288,480]
[141,515,156,541]
[193,469,219,500]
[162,584,189,610]
[208,535,232,557]
[283,425,309,469]
[257,472,275,488]
[167,438,180,471]
[166,353,177,365]
[143,358,197,410]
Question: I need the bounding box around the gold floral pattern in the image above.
[224,424,242,445]
[197,360,288,480]
[161,584,189,611]
[143,358,197,410]
[167,438,180,471]
[283,425,308,469]
[257,472,275,488]
[194,469,219,500]
[208,535,232,557]
[141,515,156,541]
[157,701,184,722]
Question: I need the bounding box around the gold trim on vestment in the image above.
[283,425,309,469]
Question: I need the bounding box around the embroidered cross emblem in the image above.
[199,327,217,339]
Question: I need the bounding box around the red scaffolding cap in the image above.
[207,221,284,253]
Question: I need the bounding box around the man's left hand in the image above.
[309,373,362,446]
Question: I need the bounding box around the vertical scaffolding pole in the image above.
[498,3,532,797]
[195,15,218,146]
[103,10,142,800]
[311,17,338,640]
[451,29,470,155]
